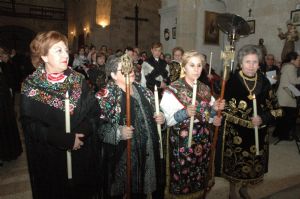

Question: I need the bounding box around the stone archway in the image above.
[0,26,35,53]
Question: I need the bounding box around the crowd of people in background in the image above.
[1,28,300,199]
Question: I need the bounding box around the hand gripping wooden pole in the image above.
[120,54,134,199]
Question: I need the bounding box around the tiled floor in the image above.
[1,129,300,199]
[1,95,300,199]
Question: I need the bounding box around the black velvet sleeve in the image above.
[145,70,162,89]
[21,114,76,150]
[259,79,282,126]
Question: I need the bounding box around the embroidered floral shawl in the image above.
[166,78,211,108]
[95,81,154,124]
[21,65,83,114]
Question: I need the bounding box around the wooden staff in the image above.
[204,47,234,197]
[212,47,234,151]
[120,54,134,199]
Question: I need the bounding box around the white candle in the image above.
[154,85,163,159]
[188,80,197,147]
[65,91,72,179]
[208,52,213,75]
[65,91,71,133]
[253,94,259,156]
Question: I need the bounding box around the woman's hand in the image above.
[186,105,196,117]
[207,74,213,80]
[153,112,165,125]
[213,115,222,126]
[252,115,262,127]
[213,99,225,111]
[73,133,84,150]
[120,125,134,140]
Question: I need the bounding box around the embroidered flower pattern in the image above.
[167,78,212,195]
[28,89,37,96]
[22,66,83,114]
[95,82,154,124]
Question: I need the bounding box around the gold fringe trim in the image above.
[164,190,205,199]
[222,173,264,185]
[270,109,283,118]
[224,112,254,128]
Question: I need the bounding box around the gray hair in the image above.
[105,55,121,77]
[237,44,262,65]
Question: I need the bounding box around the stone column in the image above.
[176,0,198,50]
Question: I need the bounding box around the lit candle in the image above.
[208,52,213,75]
[188,80,197,147]
[154,85,163,159]
[65,91,72,179]
[253,94,259,156]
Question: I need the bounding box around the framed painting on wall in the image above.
[247,20,255,34]
[291,9,300,26]
[172,27,176,39]
[204,11,219,45]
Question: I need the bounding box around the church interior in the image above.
[1,0,300,198]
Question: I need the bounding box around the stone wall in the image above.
[225,0,300,63]
[160,0,300,74]
[0,0,67,52]
[67,0,161,53]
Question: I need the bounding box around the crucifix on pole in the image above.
[124,4,149,47]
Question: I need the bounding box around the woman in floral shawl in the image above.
[95,54,166,199]
[160,50,224,199]
[20,31,101,199]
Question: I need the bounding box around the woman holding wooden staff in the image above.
[20,30,101,199]
[160,50,224,199]
[217,45,282,199]
[95,54,165,199]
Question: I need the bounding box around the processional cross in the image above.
[124,4,149,47]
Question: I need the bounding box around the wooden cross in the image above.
[248,8,252,18]
[124,4,149,47]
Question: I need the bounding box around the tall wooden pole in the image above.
[125,74,131,199]
[204,47,234,197]
[120,54,133,199]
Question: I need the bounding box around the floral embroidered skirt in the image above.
[165,124,211,198]
[221,121,269,184]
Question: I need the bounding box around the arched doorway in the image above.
[0,26,35,53]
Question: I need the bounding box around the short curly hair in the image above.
[105,55,122,77]
[237,44,262,65]
[30,30,68,67]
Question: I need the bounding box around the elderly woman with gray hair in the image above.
[95,54,166,199]
[217,45,282,199]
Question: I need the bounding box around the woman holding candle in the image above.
[20,31,101,199]
[217,45,282,199]
[95,54,165,198]
[160,50,224,199]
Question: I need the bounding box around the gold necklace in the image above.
[239,71,257,100]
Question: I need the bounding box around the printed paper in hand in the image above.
[266,70,277,85]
